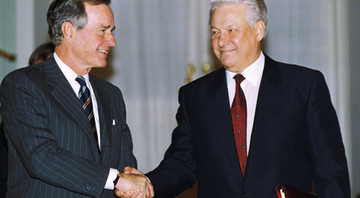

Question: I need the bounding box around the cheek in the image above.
[230,36,242,48]
[211,38,216,47]
[211,39,219,52]
[82,32,99,47]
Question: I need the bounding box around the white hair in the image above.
[210,0,268,37]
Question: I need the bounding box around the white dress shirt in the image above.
[226,52,265,155]
[54,52,117,189]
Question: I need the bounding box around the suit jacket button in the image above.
[242,193,248,197]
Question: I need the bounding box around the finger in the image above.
[145,184,150,198]
[137,192,142,198]
[123,190,134,198]
[143,185,149,198]
[114,189,123,197]
[131,189,141,198]
[148,182,154,197]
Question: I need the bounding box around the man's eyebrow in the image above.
[101,25,116,31]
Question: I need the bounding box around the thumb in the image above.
[124,167,143,175]
[123,166,134,174]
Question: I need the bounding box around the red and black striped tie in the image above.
[76,76,99,147]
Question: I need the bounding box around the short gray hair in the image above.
[210,0,268,37]
[47,0,111,46]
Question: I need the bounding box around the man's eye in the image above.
[99,28,107,33]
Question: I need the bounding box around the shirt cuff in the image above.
[104,168,119,190]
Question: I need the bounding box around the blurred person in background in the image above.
[28,42,55,65]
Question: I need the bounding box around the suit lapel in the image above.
[207,68,243,183]
[43,56,100,158]
[245,55,285,177]
[202,56,285,181]
[90,76,113,165]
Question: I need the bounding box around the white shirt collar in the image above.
[54,53,101,148]
[54,52,90,88]
[226,52,265,87]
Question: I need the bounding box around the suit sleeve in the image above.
[305,71,350,198]
[0,70,109,197]
[146,86,197,198]
[0,123,7,197]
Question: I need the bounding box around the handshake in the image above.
[114,167,154,198]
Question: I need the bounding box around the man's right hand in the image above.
[114,170,154,198]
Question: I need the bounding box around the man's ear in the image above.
[255,20,265,41]
[61,21,75,44]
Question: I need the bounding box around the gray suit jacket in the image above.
[0,56,137,198]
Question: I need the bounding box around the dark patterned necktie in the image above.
[231,74,247,177]
[76,76,99,147]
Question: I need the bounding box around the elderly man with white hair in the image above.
[124,0,350,197]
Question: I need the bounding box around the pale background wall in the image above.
[348,0,360,196]
[0,0,16,81]
[0,0,359,197]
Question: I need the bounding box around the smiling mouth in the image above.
[220,49,234,53]
[97,49,109,54]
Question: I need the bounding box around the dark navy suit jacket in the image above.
[146,54,350,198]
[0,56,137,198]
[0,123,7,197]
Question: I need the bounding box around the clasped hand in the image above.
[114,167,154,198]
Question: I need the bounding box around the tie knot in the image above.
[233,74,245,84]
[76,76,86,87]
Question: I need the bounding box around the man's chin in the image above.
[220,60,234,70]
[95,61,108,68]
[222,64,241,73]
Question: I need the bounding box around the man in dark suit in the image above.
[124,0,350,197]
[0,0,153,197]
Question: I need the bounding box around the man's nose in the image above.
[217,33,230,47]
